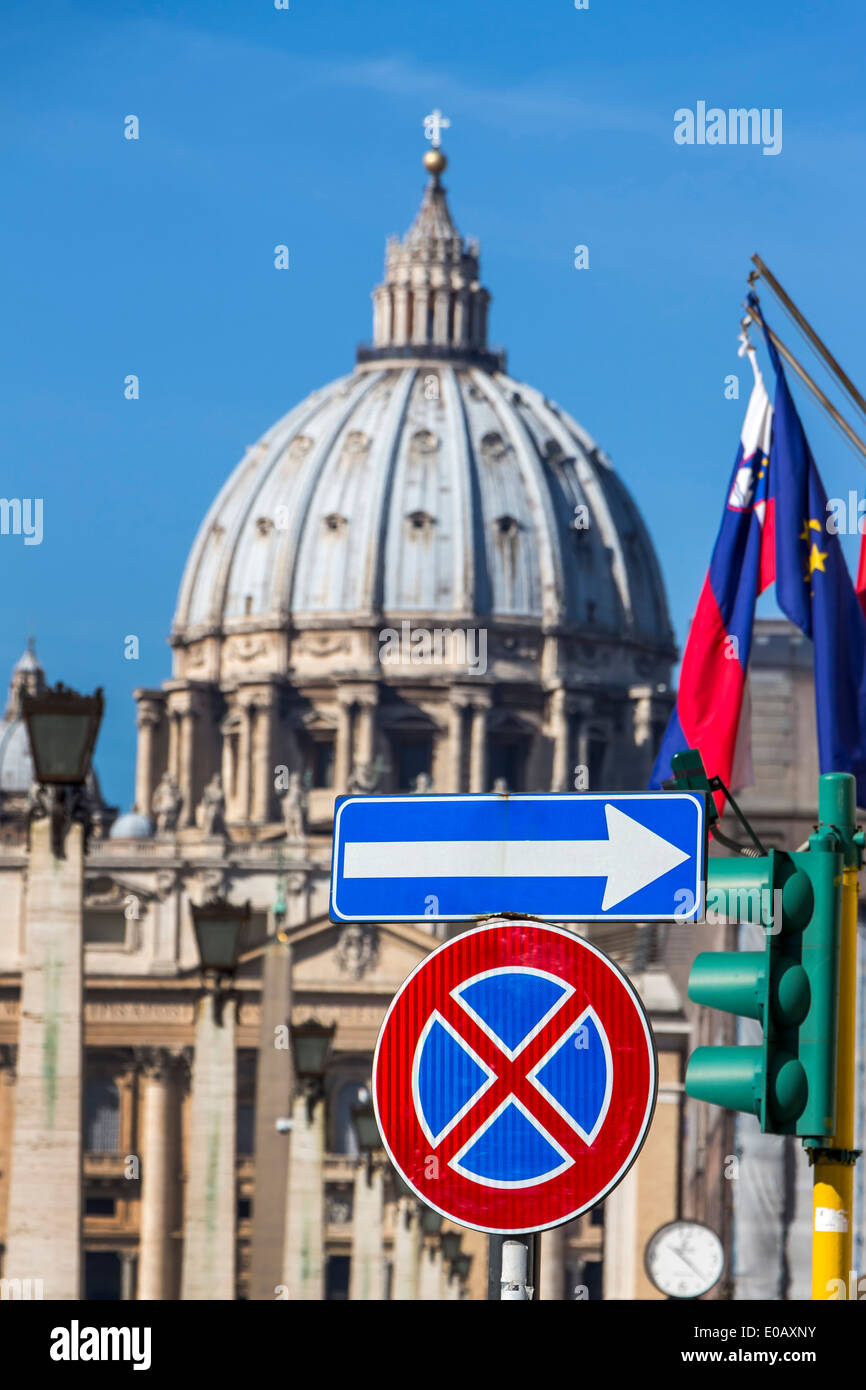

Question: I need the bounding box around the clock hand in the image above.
[671,1244,704,1280]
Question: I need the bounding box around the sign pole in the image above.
[487,1236,503,1299]
[498,1235,539,1300]
[811,774,861,1300]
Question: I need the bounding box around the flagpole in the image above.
[751,255,866,425]
[742,303,866,463]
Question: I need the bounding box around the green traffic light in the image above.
[686,1045,763,1118]
[681,771,844,1138]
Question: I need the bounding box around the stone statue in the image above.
[197,773,225,836]
[152,772,182,834]
[347,758,386,795]
[282,770,307,840]
[412,771,434,793]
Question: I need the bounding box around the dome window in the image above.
[407,510,435,535]
[543,439,565,465]
[339,431,370,465]
[480,431,509,464]
[287,434,314,463]
[255,516,273,537]
[323,513,348,533]
[409,429,439,458]
[495,514,520,539]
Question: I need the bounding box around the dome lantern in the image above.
[358,145,504,372]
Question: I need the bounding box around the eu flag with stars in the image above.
[753,294,866,805]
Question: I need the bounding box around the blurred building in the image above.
[0,144,706,1301]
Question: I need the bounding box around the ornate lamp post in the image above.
[351,1094,380,1177]
[181,897,249,1300]
[282,1018,335,1299]
[419,1204,446,1300]
[190,898,249,980]
[348,1090,386,1300]
[22,682,104,855]
[5,681,104,1299]
[441,1229,465,1299]
[290,1018,335,1114]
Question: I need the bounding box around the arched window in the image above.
[333,1080,370,1156]
[85,1078,120,1153]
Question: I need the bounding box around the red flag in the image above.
[858,530,866,617]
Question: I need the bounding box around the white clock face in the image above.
[644,1221,724,1299]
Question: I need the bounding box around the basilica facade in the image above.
[0,146,694,1300]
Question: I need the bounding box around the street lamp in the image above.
[290,1018,335,1118]
[351,1095,379,1153]
[22,682,104,856]
[190,898,250,977]
[440,1230,462,1262]
[351,1092,381,1180]
[454,1252,472,1283]
[420,1206,443,1237]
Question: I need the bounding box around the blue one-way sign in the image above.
[330,792,706,923]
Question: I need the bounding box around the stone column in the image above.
[334,695,354,794]
[282,1089,326,1300]
[355,690,378,770]
[448,698,466,793]
[120,1250,137,1302]
[539,1225,565,1300]
[181,989,237,1300]
[0,1045,18,1262]
[5,819,84,1300]
[249,935,293,1301]
[601,1159,639,1300]
[390,1197,420,1301]
[476,292,489,348]
[412,287,430,345]
[549,687,572,793]
[418,1242,444,1301]
[178,708,198,827]
[348,1160,386,1300]
[433,289,450,347]
[469,698,490,793]
[167,712,180,782]
[392,287,409,346]
[236,703,254,821]
[251,692,277,824]
[453,290,470,348]
[137,1048,181,1301]
[135,702,161,818]
[221,720,235,812]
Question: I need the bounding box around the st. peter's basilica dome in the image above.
[173,156,671,655]
[130,149,676,834]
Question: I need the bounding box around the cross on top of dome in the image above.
[423,107,450,148]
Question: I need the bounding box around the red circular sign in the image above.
[373,921,657,1234]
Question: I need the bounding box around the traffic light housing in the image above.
[670,756,848,1139]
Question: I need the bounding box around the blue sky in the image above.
[2,0,866,807]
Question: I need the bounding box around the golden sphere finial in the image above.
[424,148,447,177]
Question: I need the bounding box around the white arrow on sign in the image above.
[342,803,691,910]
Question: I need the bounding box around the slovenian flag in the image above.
[650,340,775,802]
